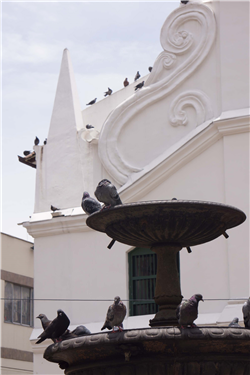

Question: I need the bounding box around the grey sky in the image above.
[2,1,179,241]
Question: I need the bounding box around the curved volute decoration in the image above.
[98,3,216,185]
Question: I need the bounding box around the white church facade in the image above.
[21,1,249,373]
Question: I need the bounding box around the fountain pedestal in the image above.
[150,244,182,326]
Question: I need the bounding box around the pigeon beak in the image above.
[202,299,204,302]
[36,316,40,319]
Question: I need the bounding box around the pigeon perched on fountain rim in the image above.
[36,309,70,344]
[176,294,203,327]
[94,179,122,208]
[81,191,102,215]
[228,317,241,327]
[101,296,126,332]
[242,297,250,328]
[37,313,51,331]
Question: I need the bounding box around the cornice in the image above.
[22,213,91,238]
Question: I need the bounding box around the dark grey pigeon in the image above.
[86,98,97,105]
[123,78,129,87]
[228,317,241,327]
[61,325,91,340]
[104,88,112,97]
[135,81,144,91]
[23,150,32,156]
[81,191,102,215]
[134,71,140,81]
[101,296,126,332]
[95,179,122,208]
[86,124,94,129]
[51,205,60,212]
[148,66,153,72]
[242,297,250,328]
[176,294,203,328]
[37,313,51,331]
[34,136,40,145]
[36,309,70,344]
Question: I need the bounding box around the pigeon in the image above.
[134,71,140,81]
[104,88,112,97]
[95,179,122,208]
[44,138,47,145]
[60,325,91,340]
[51,205,60,212]
[37,313,51,330]
[123,78,129,87]
[148,66,153,72]
[176,294,204,328]
[228,317,241,327]
[34,136,40,145]
[23,150,32,156]
[135,81,144,91]
[81,191,102,215]
[101,296,126,332]
[36,309,70,344]
[242,297,250,328]
[86,98,97,106]
[86,124,94,129]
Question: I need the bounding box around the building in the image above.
[20,1,249,373]
[1,233,34,374]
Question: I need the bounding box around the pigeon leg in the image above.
[118,326,123,332]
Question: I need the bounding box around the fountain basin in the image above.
[44,327,250,374]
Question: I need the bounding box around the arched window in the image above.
[128,247,180,316]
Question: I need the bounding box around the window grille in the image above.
[128,247,180,316]
[4,282,33,327]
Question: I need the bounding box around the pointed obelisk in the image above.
[39,49,85,211]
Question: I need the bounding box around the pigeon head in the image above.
[36,314,46,320]
[57,309,65,317]
[114,296,121,305]
[98,179,111,187]
[82,191,90,200]
[194,294,204,302]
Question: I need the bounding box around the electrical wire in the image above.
[1,298,248,302]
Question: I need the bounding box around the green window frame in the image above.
[128,247,180,316]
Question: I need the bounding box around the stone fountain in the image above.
[44,200,249,375]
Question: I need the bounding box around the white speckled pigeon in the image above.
[101,296,126,332]
[242,297,250,328]
[95,179,122,209]
[228,317,241,327]
[176,294,204,328]
[36,309,70,344]
[81,191,102,215]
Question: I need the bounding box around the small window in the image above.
[4,282,33,327]
[128,247,180,316]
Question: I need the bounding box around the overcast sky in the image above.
[1,1,180,242]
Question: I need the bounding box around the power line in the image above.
[1,298,248,302]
